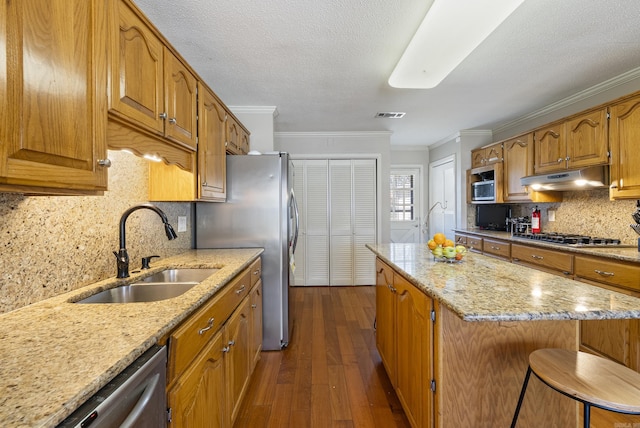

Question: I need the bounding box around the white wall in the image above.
[275,131,392,243]
[229,106,278,153]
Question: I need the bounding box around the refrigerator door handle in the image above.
[290,188,300,253]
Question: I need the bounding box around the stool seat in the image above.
[529,348,640,414]
[511,348,640,428]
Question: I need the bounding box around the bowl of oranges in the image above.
[427,233,466,263]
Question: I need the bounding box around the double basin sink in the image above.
[76,268,219,304]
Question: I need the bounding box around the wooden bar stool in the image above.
[511,348,640,428]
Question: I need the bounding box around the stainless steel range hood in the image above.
[520,166,609,191]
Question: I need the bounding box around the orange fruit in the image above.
[427,239,437,250]
[443,239,454,247]
[433,233,446,245]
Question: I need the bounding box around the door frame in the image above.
[390,164,425,243]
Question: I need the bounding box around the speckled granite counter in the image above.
[367,243,640,322]
[454,228,640,263]
[0,248,262,428]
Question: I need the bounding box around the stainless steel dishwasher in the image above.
[58,345,167,428]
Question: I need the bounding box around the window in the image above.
[390,174,415,221]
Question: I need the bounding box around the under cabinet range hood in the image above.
[520,166,609,191]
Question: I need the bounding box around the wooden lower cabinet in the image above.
[167,261,261,428]
[375,258,433,428]
[225,298,251,426]
[167,329,226,428]
[482,237,510,260]
[511,243,573,277]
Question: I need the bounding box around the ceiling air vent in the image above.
[375,112,406,119]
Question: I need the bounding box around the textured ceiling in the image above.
[134,0,640,146]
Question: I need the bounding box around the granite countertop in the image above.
[0,248,262,428]
[453,228,640,263]
[367,243,640,323]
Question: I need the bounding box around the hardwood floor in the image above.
[234,286,410,428]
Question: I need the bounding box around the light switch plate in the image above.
[547,209,556,222]
[177,216,187,232]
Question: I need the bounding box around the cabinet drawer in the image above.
[483,238,510,259]
[467,236,483,253]
[511,244,573,275]
[250,257,262,287]
[168,269,251,381]
[454,234,467,246]
[574,255,640,292]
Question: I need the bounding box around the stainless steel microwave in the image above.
[471,180,495,201]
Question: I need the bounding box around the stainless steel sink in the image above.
[75,268,219,304]
[138,268,219,284]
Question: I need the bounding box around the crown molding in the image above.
[228,106,279,117]
[275,131,393,138]
[493,67,640,135]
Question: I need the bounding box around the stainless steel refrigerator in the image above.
[195,153,298,350]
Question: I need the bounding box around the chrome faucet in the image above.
[113,204,178,278]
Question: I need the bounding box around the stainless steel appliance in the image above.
[58,345,167,428]
[471,180,496,201]
[195,153,298,350]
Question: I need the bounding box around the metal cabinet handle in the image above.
[557,158,563,163]
[253,269,261,276]
[169,117,177,124]
[198,317,215,335]
[97,159,112,167]
[222,346,230,353]
[531,255,544,260]
[251,304,257,309]
[228,340,235,347]
[491,246,501,250]
[235,285,246,295]
[159,112,168,119]
[595,269,615,277]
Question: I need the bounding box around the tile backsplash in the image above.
[467,189,639,244]
[0,150,192,314]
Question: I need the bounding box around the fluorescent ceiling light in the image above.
[389,0,526,89]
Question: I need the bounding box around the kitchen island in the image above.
[0,248,262,428]
[367,243,640,428]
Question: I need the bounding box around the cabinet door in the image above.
[376,259,396,385]
[168,328,226,428]
[534,121,566,173]
[566,108,609,169]
[109,1,164,134]
[503,134,533,201]
[484,142,503,165]
[471,149,485,168]
[198,85,226,200]
[225,298,251,426]
[239,128,250,155]
[249,281,263,371]
[610,94,640,199]
[1,0,108,192]
[395,273,431,428]
[580,319,631,367]
[225,115,241,154]
[164,50,197,150]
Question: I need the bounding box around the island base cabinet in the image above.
[434,303,578,428]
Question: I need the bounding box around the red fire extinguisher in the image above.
[532,206,541,234]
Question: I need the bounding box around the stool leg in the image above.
[511,366,532,428]
[583,403,590,428]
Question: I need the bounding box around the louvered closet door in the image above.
[352,160,377,285]
[292,160,306,286]
[305,160,330,285]
[330,161,354,285]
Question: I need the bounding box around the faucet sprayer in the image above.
[113,204,177,278]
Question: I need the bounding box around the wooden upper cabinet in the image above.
[226,115,241,154]
[471,142,502,168]
[108,0,197,152]
[108,1,164,134]
[0,0,108,194]
[164,50,197,150]
[610,94,640,199]
[198,85,227,201]
[566,108,609,169]
[534,121,566,174]
[502,133,534,201]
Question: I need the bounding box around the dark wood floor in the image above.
[234,286,410,428]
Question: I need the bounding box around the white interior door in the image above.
[428,156,456,238]
[390,167,423,243]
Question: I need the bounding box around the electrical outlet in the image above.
[547,209,556,222]
[177,216,187,232]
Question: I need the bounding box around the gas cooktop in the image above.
[512,232,623,247]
